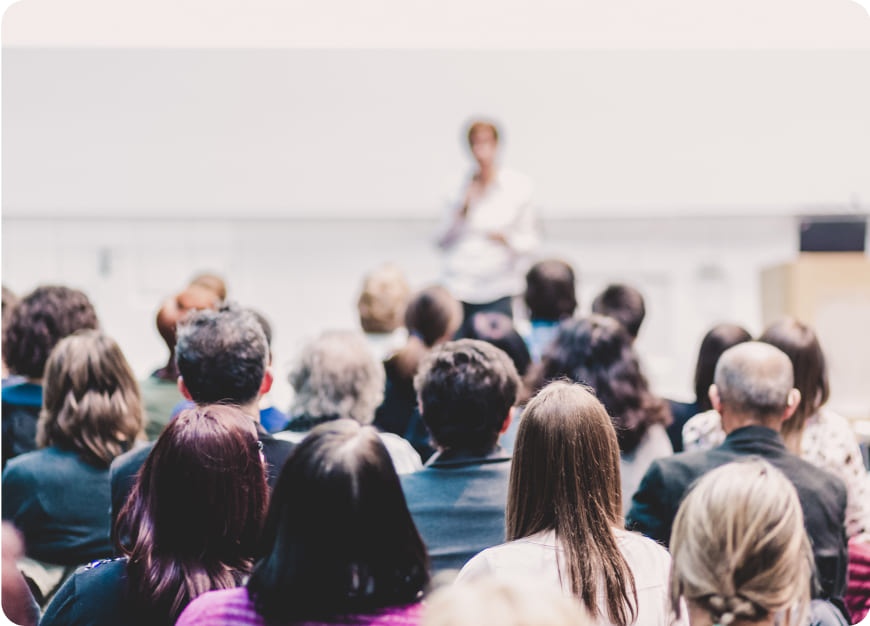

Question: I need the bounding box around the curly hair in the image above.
[526,315,670,454]
[2,286,99,379]
[37,330,144,467]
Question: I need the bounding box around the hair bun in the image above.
[707,594,761,625]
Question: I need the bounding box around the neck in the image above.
[237,399,261,423]
[721,411,777,435]
[477,163,496,183]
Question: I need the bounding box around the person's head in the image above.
[118,404,268,624]
[759,318,829,438]
[591,284,645,339]
[288,330,385,424]
[711,342,799,432]
[524,259,577,322]
[357,264,411,334]
[37,330,144,467]
[423,576,593,626]
[155,284,221,352]
[2,285,99,380]
[508,381,637,626]
[461,312,532,376]
[693,324,753,411]
[414,339,519,454]
[404,285,463,348]
[175,307,270,411]
[188,272,227,301]
[670,459,812,626]
[248,419,429,622]
[466,119,500,168]
[529,315,669,454]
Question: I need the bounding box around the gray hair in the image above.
[713,342,794,420]
[670,459,812,626]
[288,330,385,424]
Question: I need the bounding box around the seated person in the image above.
[518,259,577,363]
[401,339,519,573]
[591,283,645,342]
[2,286,99,468]
[2,332,143,601]
[357,263,411,362]
[275,329,421,475]
[627,342,849,612]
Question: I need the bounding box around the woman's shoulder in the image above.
[614,529,672,586]
[41,558,129,626]
[457,532,561,583]
[176,587,258,625]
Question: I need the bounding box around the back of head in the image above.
[188,272,227,301]
[175,307,268,406]
[357,264,411,333]
[119,404,267,624]
[155,284,221,350]
[714,342,794,424]
[414,339,519,454]
[524,259,577,322]
[404,285,462,348]
[759,318,828,436]
[288,330,385,425]
[2,285,99,379]
[424,576,593,626]
[249,419,429,622]
[461,312,532,376]
[669,459,812,626]
[38,330,144,467]
[508,381,636,626]
[531,315,669,454]
[694,324,753,411]
[591,284,645,339]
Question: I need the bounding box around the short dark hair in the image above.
[118,405,267,624]
[527,315,670,455]
[460,312,532,376]
[2,286,99,379]
[591,284,645,339]
[524,260,577,322]
[248,419,429,622]
[693,324,753,411]
[175,307,268,405]
[414,339,519,453]
[404,285,462,348]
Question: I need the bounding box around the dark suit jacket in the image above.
[626,425,848,602]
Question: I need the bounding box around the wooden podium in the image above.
[761,253,870,421]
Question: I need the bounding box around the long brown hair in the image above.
[117,405,268,625]
[38,330,143,467]
[507,380,637,626]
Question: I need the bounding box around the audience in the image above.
[519,259,577,363]
[275,329,422,474]
[401,339,519,573]
[40,405,268,626]
[527,315,672,513]
[357,263,411,362]
[2,331,143,603]
[457,381,675,626]
[2,523,40,626]
[1,286,99,468]
[627,341,848,614]
[424,576,592,626]
[460,311,532,377]
[140,283,221,440]
[176,419,429,625]
[374,285,463,459]
[591,283,645,341]
[666,323,752,451]
[669,460,815,626]
[109,307,294,529]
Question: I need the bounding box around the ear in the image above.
[499,406,515,435]
[782,388,801,423]
[177,377,193,401]
[258,367,274,397]
[708,384,721,413]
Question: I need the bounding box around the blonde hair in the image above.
[357,264,410,333]
[424,576,592,626]
[38,330,145,467]
[669,459,812,626]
